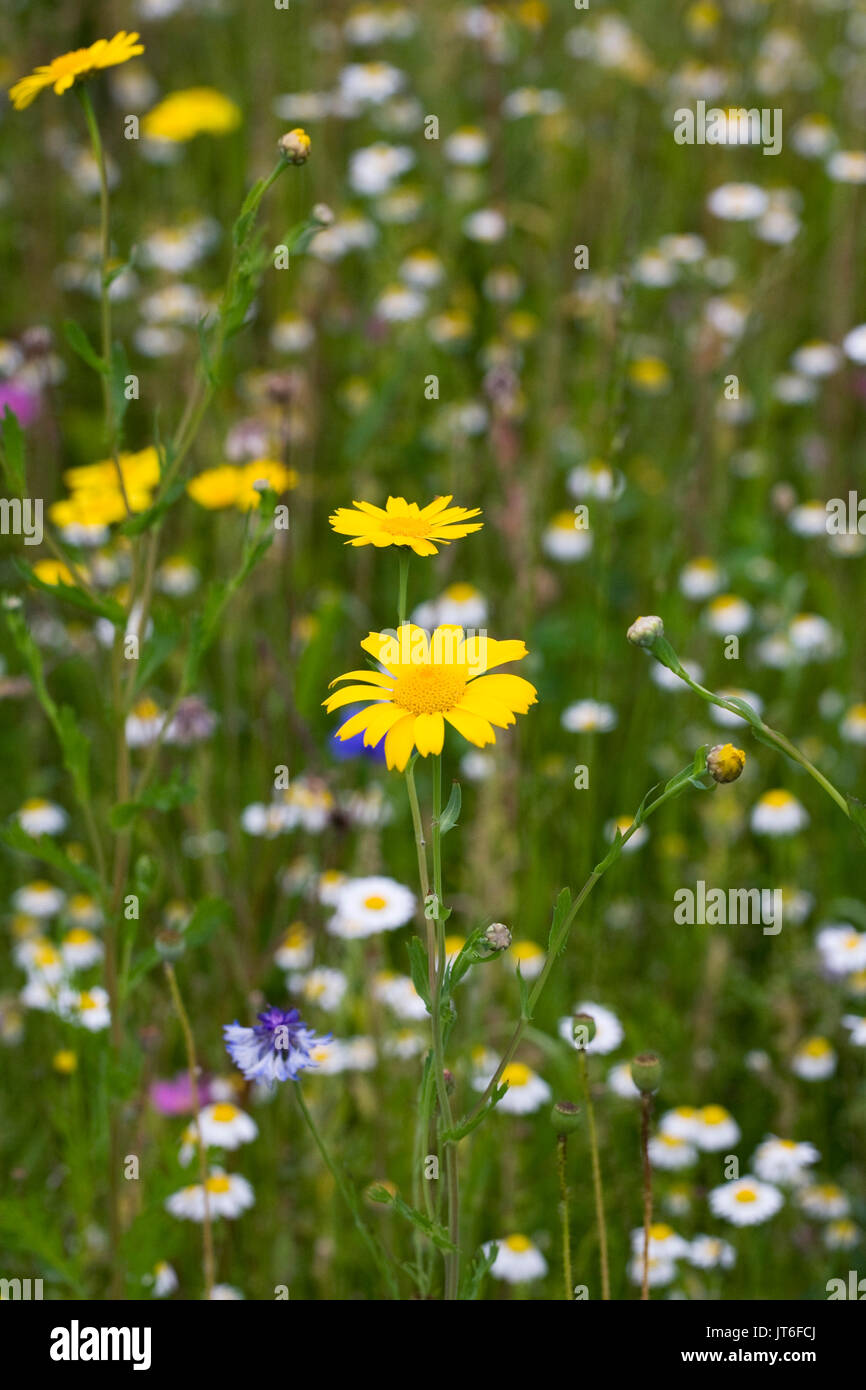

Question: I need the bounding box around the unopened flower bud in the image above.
[278,128,311,164]
[485,922,512,951]
[627,615,664,648]
[442,1068,456,1095]
[631,1052,662,1093]
[550,1100,582,1134]
[364,1181,395,1206]
[572,1012,596,1049]
[707,742,745,783]
[312,201,334,226]
[156,928,185,962]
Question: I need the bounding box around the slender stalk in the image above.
[579,1050,610,1301]
[556,1134,573,1300]
[397,553,409,626]
[164,962,214,1298]
[640,1091,653,1302]
[430,754,460,1299]
[293,1085,400,1297]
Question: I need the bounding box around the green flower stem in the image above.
[78,88,132,518]
[430,753,460,1300]
[579,1050,610,1300]
[556,1134,573,1301]
[657,643,851,820]
[164,962,214,1298]
[639,1090,653,1302]
[397,552,410,627]
[293,1085,400,1297]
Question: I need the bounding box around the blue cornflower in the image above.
[224,1005,328,1085]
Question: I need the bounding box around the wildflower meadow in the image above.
[1,0,866,1336]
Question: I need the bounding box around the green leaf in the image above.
[15,557,125,623]
[406,937,432,1011]
[546,885,573,956]
[108,341,131,443]
[438,780,461,836]
[118,475,185,538]
[845,794,866,847]
[110,770,196,830]
[0,406,26,497]
[376,1189,458,1253]
[0,822,103,898]
[63,319,107,375]
[459,1243,497,1300]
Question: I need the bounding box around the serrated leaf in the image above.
[438,780,461,836]
[63,319,107,375]
[0,822,103,897]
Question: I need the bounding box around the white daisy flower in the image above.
[273,923,314,971]
[383,1029,427,1060]
[373,971,428,1021]
[444,127,489,165]
[706,182,769,221]
[704,594,753,635]
[16,937,64,984]
[608,1061,641,1099]
[750,789,809,837]
[374,283,426,322]
[483,1235,548,1283]
[149,1260,178,1297]
[270,314,315,354]
[842,1014,866,1046]
[816,924,866,976]
[289,967,348,1011]
[561,699,618,733]
[709,1177,783,1226]
[542,511,593,561]
[824,1219,860,1250]
[567,460,625,501]
[58,986,111,1032]
[338,61,405,107]
[679,557,724,600]
[790,341,843,378]
[310,1036,377,1075]
[317,869,348,906]
[165,1170,255,1222]
[156,556,200,596]
[827,150,866,184]
[628,1253,677,1287]
[474,1060,551,1115]
[791,1037,836,1080]
[694,1105,740,1152]
[650,658,703,692]
[412,583,488,630]
[12,881,66,918]
[798,1183,849,1220]
[649,1132,699,1170]
[462,208,506,243]
[196,1103,258,1151]
[605,816,649,852]
[16,798,68,836]
[209,1283,244,1299]
[788,501,830,536]
[125,698,165,749]
[630,1223,690,1261]
[751,1136,820,1185]
[840,703,866,744]
[558,1001,624,1056]
[240,802,292,838]
[328,876,416,939]
[60,928,104,971]
[399,249,444,288]
[842,323,866,365]
[688,1235,736,1270]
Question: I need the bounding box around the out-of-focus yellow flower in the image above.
[329,495,482,556]
[187,466,243,510]
[628,356,671,394]
[9,31,144,110]
[53,1050,78,1075]
[236,460,299,510]
[64,447,161,495]
[142,87,241,142]
[32,559,75,587]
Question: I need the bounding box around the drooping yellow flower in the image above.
[329,495,482,557]
[324,623,537,771]
[142,87,241,143]
[32,559,75,587]
[9,31,144,110]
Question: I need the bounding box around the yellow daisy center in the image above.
[206,1175,232,1194]
[393,667,467,716]
[504,1234,532,1252]
[363,895,388,911]
[702,1105,728,1125]
[649,1223,674,1240]
[380,513,434,538]
[501,1062,532,1087]
[735,1188,757,1203]
[211,1103,239,1123]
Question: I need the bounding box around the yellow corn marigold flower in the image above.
[187,466,243,510]
[278,128,311,164]
[8,31,144,110]
[236,459,299,509]
[324,623,537,771]
[32,559,75,587]
[142,87,241,142]
[707,742,746,783]
[329,495,482,556]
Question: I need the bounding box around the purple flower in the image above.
[0,383,40,428]
[224,1005,328,1085]
[150,1071,213,1115]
